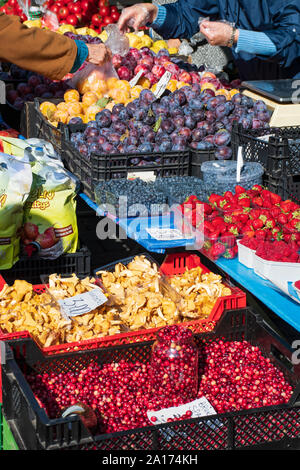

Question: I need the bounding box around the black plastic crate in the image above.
[189,148,217,178]
[263,173,300,203]
[62,125,190,202]
[232,122,300,178]
[0,246,91,285]
[23,98,65,154]
[2,307,300,450]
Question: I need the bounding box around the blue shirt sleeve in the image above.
[70,40,89,74]
[235,30,277,56]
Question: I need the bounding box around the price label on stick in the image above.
[146,227,194,240]
[58,288,108,318]
[129,70,144,88]
[236,146,244,183]
[153,71,172,99]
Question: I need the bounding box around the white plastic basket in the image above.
[253,253,300,282]
[237,239,256,269]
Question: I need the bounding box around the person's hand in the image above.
[200,20,239,47]
[118,3,158,33]
[86,44,112,66]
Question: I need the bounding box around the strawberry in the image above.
[202,202,213,215]
[278,213,288,225]
[289,218,300,231]
[207,229,221,243]
[238,198,251,208]
[258,214,268,225]
[222,245,238,259]
[261,189,272,200]
[270,206,282,219]
[255,229,267,240]
[253,196,263,207]
[249,209,261,220]
[235,185,246,195]
[246,189,260,199]
[265,218,276,229]
[209,193,223,206]
[223,191,235,202]
[208,242,226,259]
[252,218,264,230]
[219,231,236,247]
[252,184,263,192]
[211,216,225,227]
[227,223,239,236]
[261,198,273,209]
[269,192,281,205]
[280,200,294,213]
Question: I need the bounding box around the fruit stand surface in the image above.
[216,256,300,332]
[80,192,300,332]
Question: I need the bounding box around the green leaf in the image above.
[153,116,162,132]
[96,97,112,108]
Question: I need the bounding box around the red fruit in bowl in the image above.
[117,66,133,81]
[23,222,39,240]
[151,64,166,79]
[112,54,123,69]
[134,64,150,76]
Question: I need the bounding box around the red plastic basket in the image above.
[160,252,247,322]
[0,256,246,356]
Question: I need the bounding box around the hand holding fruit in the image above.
[200,21,239,47]
[86,43,112,65]
[118,3,158,33]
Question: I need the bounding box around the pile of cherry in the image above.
[178,184,300,261]
[26,338,292,435]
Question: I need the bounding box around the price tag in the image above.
[147,397,222,441]
[58,288,108,318]
[236,146,244,183]
[127,171,156,182]
[146,227,194,240]
[129,70,144,88]
[153,71,172,99]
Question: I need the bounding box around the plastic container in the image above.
[232,122,300,178]
[201,160,264,194]
[237,239,256,269]
[0,246,91,285]
[62,125,190,202]
[149,325,199,403]
[2,307,300,450]
[253,253,300,282]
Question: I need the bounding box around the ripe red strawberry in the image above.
[202,202,213,216]
[222,245,238,259]
[223,191,235,202]
[289,218,300,231]
[208,193,223,206]
[238,198,251,208]
[255,229,267,240]
[269,192,281,205]
[208,242,226,259]
[280,200,294,213]
[235,185,246,195]
[252,218,264,230]
[227,223,239,236]
[270,206,282,219]
[252,184,263,192]
[207,229,221,243]
[211,216,225,227]
[277,213,288,225]
[265,218,276,229]
[219,231,236,247]
[253,196,263,207]
[249,209,261,220]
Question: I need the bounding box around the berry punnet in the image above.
[149,325,199,405]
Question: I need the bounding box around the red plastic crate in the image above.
[160,252,247,323]
[0,255,246,356]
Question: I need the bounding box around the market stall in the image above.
[1,0,300,452]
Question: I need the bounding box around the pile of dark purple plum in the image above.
[70,85,271,163]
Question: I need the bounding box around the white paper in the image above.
[153,71,172,99]
[146,227,194,240]
[236,146,244,183]
[58,288,108,318]
[129,69,144,88]
[127,171,156,182]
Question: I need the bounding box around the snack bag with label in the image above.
[0,152,32,269]
[21,151,79,260]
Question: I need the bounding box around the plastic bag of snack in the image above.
[0,152,32,269]
[21,146,79,260]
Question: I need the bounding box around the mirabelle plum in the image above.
[215,88,231,100]
[201,82,216,92]
[166,79,177,92]
[90,79,108,95]
[85,104,103,121]
[39,101,57,119]
[82,91,99,107]
[78,79,91,95]
[229,88,240,98]
[176,81,190,90]
[53,109,69,124]
[106,77,119,90]
[64,89,80,102]
[130,85,143,99]
[67,101,83,116]
[56,101,70,113]
[138,77,151,88]
[202,71,217,79]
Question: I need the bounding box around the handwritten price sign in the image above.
[58,288,108,318]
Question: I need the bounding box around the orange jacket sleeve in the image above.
[0,13,77,80]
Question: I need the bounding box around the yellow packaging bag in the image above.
[22,154,79,260]
[0,153,32,269]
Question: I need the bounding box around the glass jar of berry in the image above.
[149,325,198,406]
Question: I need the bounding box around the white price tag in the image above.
[153,71,172,99]
[129,69,144,88]
[147,397,222,441]
[236,146,244,183]
[146,227,194,240]
[127,171,156,182]
[58,288,108,318]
